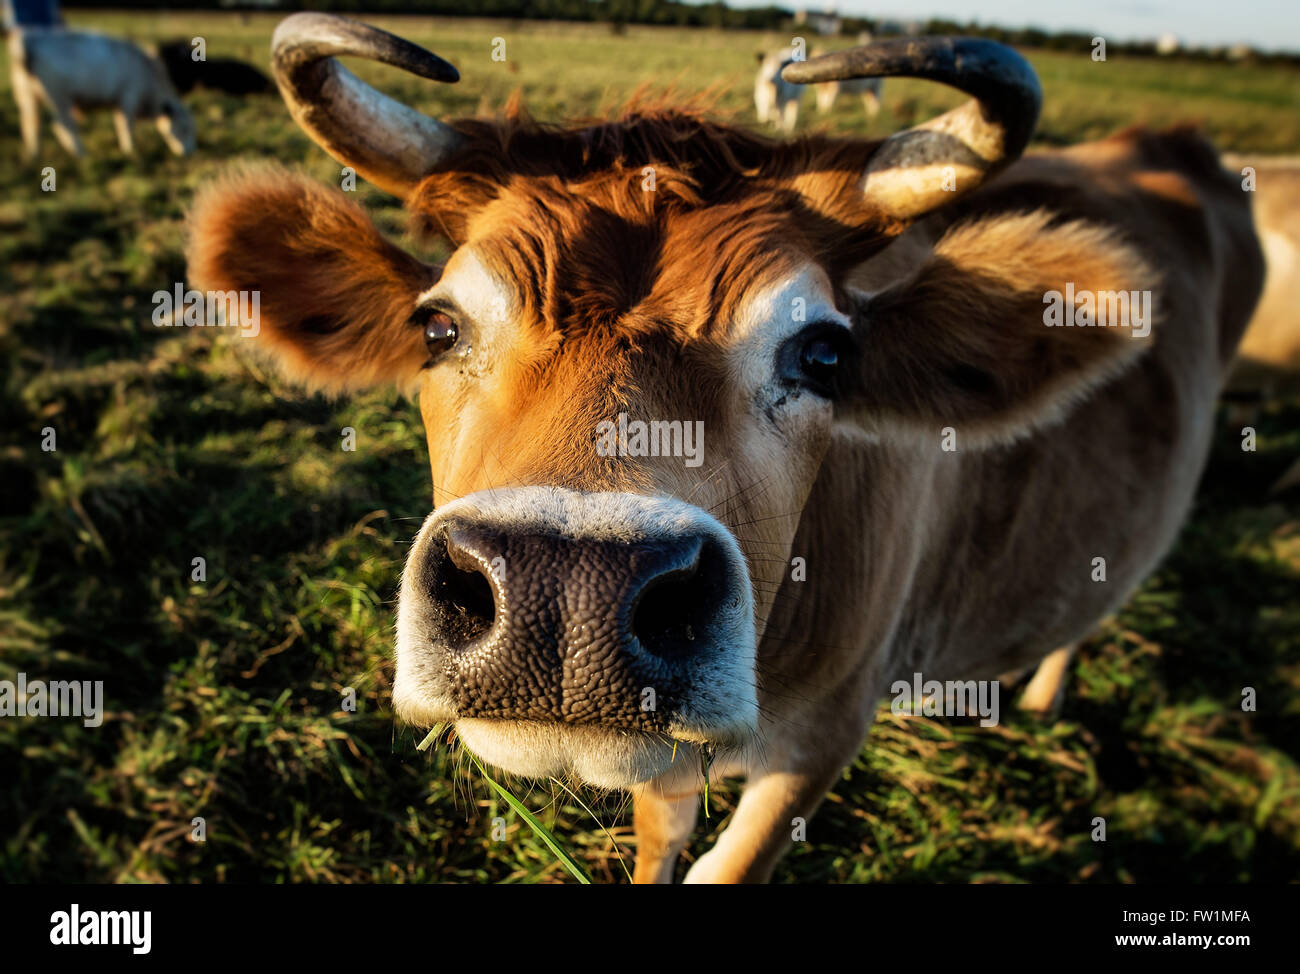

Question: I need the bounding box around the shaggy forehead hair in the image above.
[407,101,877,339]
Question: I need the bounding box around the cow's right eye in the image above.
[800,336,839,387]
[780,323,853,399]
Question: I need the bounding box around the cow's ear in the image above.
[840,211,1159,447]
[187,167,436,395]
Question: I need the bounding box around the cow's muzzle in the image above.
[393,488,757,785]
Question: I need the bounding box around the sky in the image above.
[705,0,1300,52]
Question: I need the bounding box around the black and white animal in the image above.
[156,40,272,96]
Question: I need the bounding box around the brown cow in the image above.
[1222,154,1300,394]
[1213,154,1300,496]
[188,14,1264,883]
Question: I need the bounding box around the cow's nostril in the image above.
[429,530,497,648]
[632,540,722,660]
[435,561,495,646]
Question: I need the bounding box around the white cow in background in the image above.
[9,27,196,159]
[814,73,883,117]
[813,34,884,118]
[753,47,806,133]
[756,34,885,133]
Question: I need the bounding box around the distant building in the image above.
[794,8,842,37]
[876,18,924,37]
[1228,43,1253,60]
[1156,33,1180,55]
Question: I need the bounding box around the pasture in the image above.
[1,11,1298,883]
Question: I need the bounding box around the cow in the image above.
[756,44,883,132]
[9,26,196,159]
[813,35,883,119]
[188,14,1265,883]
[814,74,882,118]
[1221,154,1300,395]
[1217,154,1300,495]
[753,47,805,132]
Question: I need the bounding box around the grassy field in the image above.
[1,11,1298,884]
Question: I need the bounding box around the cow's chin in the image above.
[454,718,749,790]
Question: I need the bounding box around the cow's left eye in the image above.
[422,311,458,357]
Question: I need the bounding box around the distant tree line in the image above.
[924,19,1300,69]
[64,0,797,29]
[62,0,1300,66]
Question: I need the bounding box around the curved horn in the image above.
[782,37,1041,220]
[271,12,465,198]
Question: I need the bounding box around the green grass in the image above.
[1,12,1298,884]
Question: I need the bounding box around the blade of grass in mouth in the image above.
[417,726,590,882]
[464,748,593,884]
[550,776,633,883]
[699,743,719,819]
[416,724,445,752]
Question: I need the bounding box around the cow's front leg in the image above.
[679,671,880,883]
[1018,644,1077,716]
[112,108,136,155]
[13,72,42,160]
[47,95,84,157]
[631,786,697,884]
[779,99,799,134]
[682,764,848,883]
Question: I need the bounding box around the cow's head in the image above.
[190,15,1152,788]
[158,97,197,157]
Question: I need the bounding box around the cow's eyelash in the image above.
[413,297,464,322]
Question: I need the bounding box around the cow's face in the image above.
[197,15,1164,789]
[394,181,857,784]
